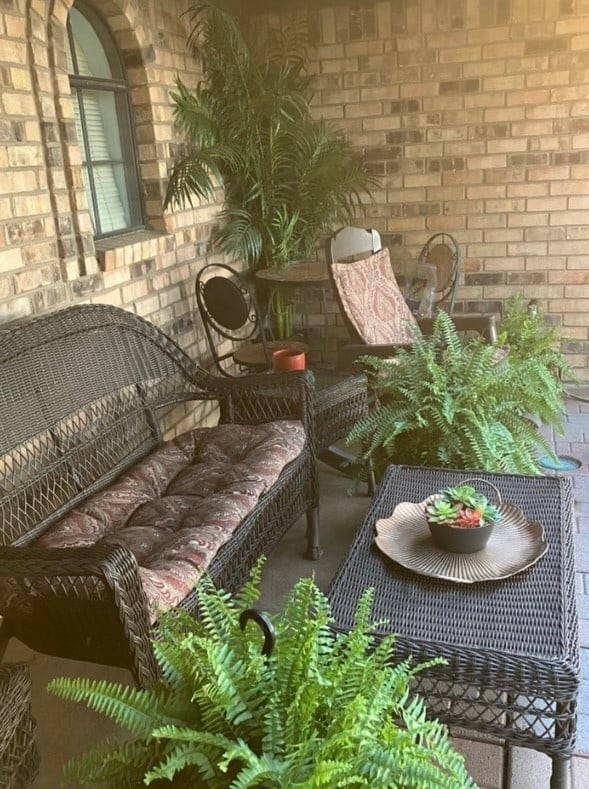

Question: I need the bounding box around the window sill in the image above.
[95,229,173,272]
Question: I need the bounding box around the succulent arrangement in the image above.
[426,484,501,530]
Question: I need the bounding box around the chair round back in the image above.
[417,233,460,313]
[327,226,382,264]
[196,263,260,342]
[196,263,268,375]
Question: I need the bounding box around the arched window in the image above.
[66,2,144,238]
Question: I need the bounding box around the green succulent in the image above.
[441,485,500,526]
[441,485,481,508]
[425,499,461,525]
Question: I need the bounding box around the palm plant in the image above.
[347,311,566,481]
[165,3,376,271]
[48,561,475,788]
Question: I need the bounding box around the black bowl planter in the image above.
[425,478,502,554]
[427,520,494,554]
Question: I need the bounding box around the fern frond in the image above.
[50,566,475,788]
[47,678,178,737]
[348,308,567,479]
[62,738,167,787]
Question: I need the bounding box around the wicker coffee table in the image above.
[328,466,579,789]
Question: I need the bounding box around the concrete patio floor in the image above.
[5,393,589,788]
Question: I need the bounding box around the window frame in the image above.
[66,1,145,239]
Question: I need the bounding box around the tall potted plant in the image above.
[48,562,475,787]
[164,3,376,336]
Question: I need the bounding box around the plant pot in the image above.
[272,348,306,372]
[427,520,494,554]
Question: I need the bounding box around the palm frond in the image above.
[165,3,375,268]
[164,151,220,208]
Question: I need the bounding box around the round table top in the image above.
[255,262,329,285]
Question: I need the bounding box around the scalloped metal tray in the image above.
[375,499,548,584]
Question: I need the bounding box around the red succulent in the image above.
[455,508,483,529]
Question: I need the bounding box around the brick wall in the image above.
[252,0,589,380]
[2,0,588,387]
[0,0,222,434]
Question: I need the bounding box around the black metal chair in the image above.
[195,263,371,469]
[417,232,461,314]
[195,263,308,377]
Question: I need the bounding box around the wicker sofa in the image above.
[0,304,319,686]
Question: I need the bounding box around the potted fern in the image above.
[497,292,574,382]
[347,311,566,482]
[48,561,475,787]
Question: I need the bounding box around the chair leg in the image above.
[305,506,322,560]
[550,756,570,789]
[0,621,12,660]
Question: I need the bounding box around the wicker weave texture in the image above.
[328,465,579,756]
[0,663,39,788]
[0,305,319,685]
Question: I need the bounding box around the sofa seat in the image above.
[35,420,305,622]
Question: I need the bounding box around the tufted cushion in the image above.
[35,420,305,622]
[331,248,420,345]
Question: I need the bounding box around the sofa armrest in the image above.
[207,369,316,437]
[0,544,158,684]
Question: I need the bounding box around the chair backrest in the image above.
[195,263,270,376]
[417,233,460,314]
[0,304,208,545]
[327,247,420,346]
[326,226,382,264]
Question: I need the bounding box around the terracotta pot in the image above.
[272,348,306,372]
[427,520,494,554]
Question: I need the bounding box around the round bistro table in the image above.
[255,262,331,364]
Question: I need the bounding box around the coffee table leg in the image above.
[550,756,570,789]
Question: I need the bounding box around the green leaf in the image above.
[347,309,568,480]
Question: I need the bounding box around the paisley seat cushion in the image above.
[34,420,305,623]
[331,247,420,345]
